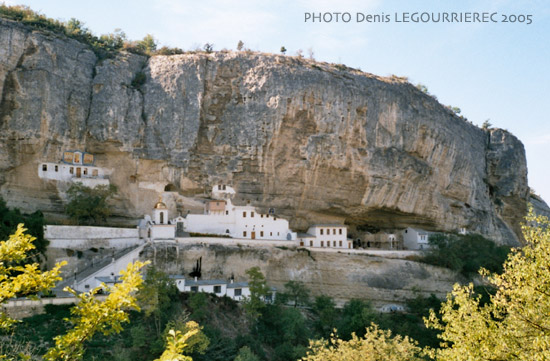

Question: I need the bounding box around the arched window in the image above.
[160,212,164,224]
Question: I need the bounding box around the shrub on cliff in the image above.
[65,183,117,225]
[421,233,510,278]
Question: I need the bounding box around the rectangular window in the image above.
[261,214,264,218]
[234,288,242,296]
[310,240,313,247]
[226,210,229,215]
[83,168,88,175]
[243,211,246,217]
[321,241,324,247]
[320,229,324,235]
[191,286,198,292]
[70,167,74,174]
[42,164,47,171]
[260,231,264,237]
[333,229,336,235]
[214,285,221,294]
[339,229,342,235]
[333,241,336,247]
[54,165,58,172]
[243,231,247,237]
[270,232,272,236]
[251,212,254,217]
[339,240,342,247]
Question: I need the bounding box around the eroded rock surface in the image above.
[0,18,531,244]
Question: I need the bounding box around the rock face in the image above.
[143,243,462,306]
[0,18,531,244]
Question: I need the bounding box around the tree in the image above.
[234,346,260,361]
[281,280,310,308]
[0,197,48,262]
[280,46,287,54]
[137,267,179,337]
[203,43,214,53]
[243,267,270,320]
[302,324,423,361]
[137,34,157,55]
[237,40,244,51]
[43,261,149,360]
[155,323,200,361]
[482,119,492,129]
[0,224,65,330]
[312,296,337,336]
[426,209,550,360]
[65,183,117,224]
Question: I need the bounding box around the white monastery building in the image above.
[38,150,109,187]
[138,185,351,249]
[402,227,432,250]
[298,224,351,249]
[185,185,297,241]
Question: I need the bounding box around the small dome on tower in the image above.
[154,197,167,209]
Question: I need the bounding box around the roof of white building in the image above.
[309,223,347,228]
[227,282,249,288]
[186,279,228,286]
[298,233,316,238]
[95,276,122,284]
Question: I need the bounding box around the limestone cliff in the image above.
[0,18,530,245]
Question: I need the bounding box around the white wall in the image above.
[38,162,108,184]
[226,286,251,301]
[46,226,141,249]
[150,225,175,240]
[305,226,349,248]
[74,244,145,292]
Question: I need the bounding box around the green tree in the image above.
[137,267,179,338]
[137,34,157,55]
[243,267,270,320]
[302,325,423,361]
[237,40,244,51]
[203,43,214,53]
[426,209,550,360]
[281,280,310,308]
[234,346,259,361]
[65,183,117,224]
[312,295,337,336]
[280,46,287,54]
[0,225,65,330]
[337,299,378,340]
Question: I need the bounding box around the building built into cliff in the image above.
[38,150,109,187]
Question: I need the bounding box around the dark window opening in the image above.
[234,288,242,296]
[214,285,221,293]
[42,164,47,171]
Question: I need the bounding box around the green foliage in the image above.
[137,267,179,337]
[65,183,117,224]
[237,40,244,51]
[278,281,310,308]
[243,267,270,320]
[234,346,259,361]
[136,34,157,55]
[0,197,48,262]
[312,296,337,337]
[187,292,209,321]
[426,209,550,360]
[336,299,378,340]
[0,225,66,330]
[280,46,287,54]
[482,119,492,129]
[421,233,510,278]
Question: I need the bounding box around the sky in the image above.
[4,0,550,202]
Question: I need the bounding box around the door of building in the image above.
[76,167,81,178]
[251,231,256,240]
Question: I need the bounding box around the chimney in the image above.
[194,276,198,281]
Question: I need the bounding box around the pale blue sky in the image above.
[5,0,550,202]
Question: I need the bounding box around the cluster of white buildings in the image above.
[139,185,353,249]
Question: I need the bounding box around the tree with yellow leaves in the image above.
[0,224,65,330]
[1,225,198,361]
[301,324,423,361]
[426,209,550,360]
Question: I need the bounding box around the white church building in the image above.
[184,185,297,241]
